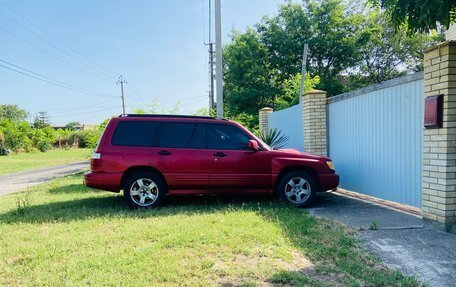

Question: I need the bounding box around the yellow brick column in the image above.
[258,107,273,134]
[423,41,456,232]
[302,90,327,156]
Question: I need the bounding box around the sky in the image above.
[0,0,287,125]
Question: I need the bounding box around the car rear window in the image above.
[158,123,205,149]
[111,121,157,147]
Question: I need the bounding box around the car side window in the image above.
[111,121,157,147]
[186,124,205,149]
[205,124,250,150]
[158,123,205,149]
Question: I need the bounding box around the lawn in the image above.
[0,148,91,175]
[0,175,423,287]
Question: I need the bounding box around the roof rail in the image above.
[119,114,226,120]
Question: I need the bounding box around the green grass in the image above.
[0,148,91,175]
[0,175,423,287]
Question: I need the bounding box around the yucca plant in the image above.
[257,128,289,149]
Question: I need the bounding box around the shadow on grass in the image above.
[48,184,91,194]
[0,188,281,224]
[0,182,423,286]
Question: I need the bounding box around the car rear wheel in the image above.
[123,172,166,208]
[277,171,316,207]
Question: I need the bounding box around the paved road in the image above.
[309,192,456,287]
[0,162,89,196]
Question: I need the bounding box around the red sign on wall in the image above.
[424,94,443,129]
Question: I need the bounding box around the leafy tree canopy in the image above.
[0,105,29,122]
[65,121,82,130]
[371,0,456,32]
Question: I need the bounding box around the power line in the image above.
[126,82,148,105]
[35,99,115,115]
[0,59,118,98]
[0,0,118,77]
[0,26,113,83]
[0,8,115,82]
[49,106,119,119]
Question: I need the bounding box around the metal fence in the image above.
[328,73,424,207]
[268,103,304,151]
[267,72,424,208]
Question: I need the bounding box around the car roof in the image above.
[115,114,230,124]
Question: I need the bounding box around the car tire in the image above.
[277,171,316,208]
[123,172,166,208]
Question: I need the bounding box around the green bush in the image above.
[30,129,54,152]
[36,139,53,152]
[73,129,101,149]
[0,130,6,155]
[0,106,105,153]
[0,120,31,152]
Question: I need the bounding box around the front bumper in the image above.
[318,173,340,191]
[83,171,122,192]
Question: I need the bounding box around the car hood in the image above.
[269,148,330,161]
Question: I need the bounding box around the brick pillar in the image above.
[423,41,456,232]
[302,90,327,156]
[258,107,273,133]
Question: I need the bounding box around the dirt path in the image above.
[0,162,89,196]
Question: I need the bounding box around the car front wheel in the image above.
[277,171,316,207]
[123,172,166,208]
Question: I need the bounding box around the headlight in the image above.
[326,161,334,170]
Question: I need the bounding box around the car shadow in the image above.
[48,184,92,194]
[0,187,292,224]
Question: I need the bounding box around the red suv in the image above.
[84,115,339,208]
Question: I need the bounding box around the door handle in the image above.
[158,150,172,156]
[213,152,227,158]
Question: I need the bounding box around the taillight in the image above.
[91,152,102,170]
[92,152,101,159]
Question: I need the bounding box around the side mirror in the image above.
[248,140,259,151]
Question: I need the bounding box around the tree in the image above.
[224,29,278,116]
[274,73,320,110]
[349,10,444,87]
[65,121,82,130]
[0,105,28,122]
[257,0,369,96]
[0,120,32,152]
[132,98,182,115]
[33,111,51,128]
[371,0,456,32]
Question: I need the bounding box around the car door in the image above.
[204,123,272,189]
[155,122,209,189]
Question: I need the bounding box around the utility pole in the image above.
[299,43,309,102]
[215,0,223,118]
[207,0,215,112]
[117,75,126,115]
[209,43,215,111]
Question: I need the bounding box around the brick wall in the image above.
[258,107,273,134]
[302,90,327,156]
[422,41,456,229]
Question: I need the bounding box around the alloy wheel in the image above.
[129,178,159,207]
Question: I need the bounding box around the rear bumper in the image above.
[318,173,340,192]
[83,171,122,192]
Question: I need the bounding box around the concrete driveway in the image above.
[0,162,89,196]
[310,192,456,287]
